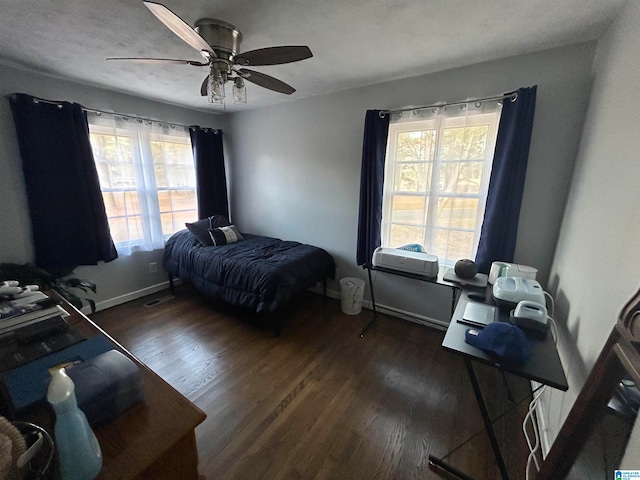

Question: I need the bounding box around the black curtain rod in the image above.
[379,91,517,118]
[5,93,217,131]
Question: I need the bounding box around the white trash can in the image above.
[340,277,365,315]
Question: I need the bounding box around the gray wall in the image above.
[227,43,595,325]
[0,64,227,307]
[3,24,637,459]
[540,0,640,458]
[0,44,596,322]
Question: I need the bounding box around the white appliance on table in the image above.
[371,247,439,277]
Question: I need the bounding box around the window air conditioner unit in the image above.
[372,247,439,277]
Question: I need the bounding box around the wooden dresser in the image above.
[4,292,207,479]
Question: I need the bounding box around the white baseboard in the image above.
[307,284,341,300]
[530,381,552,457]
[308,284,448,331]
[89,281,447,332]
[84,280,178,315]
[537,398,552,456]
[364,302,449,331]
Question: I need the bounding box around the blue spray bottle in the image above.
[47,367,103,480]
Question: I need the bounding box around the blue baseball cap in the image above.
[465,322,531,363]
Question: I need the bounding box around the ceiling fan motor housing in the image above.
[195,18,242,62]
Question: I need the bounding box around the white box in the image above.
[372,247,439,277]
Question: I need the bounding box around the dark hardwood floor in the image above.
[90,284,532,480]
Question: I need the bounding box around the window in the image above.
[88,115,197,255]
[381,102,502,266]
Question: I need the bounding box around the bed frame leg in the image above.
[272,315,282,337]
[168,273,175,294]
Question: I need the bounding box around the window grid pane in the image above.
[436,197,479,229]
[390,195,428,226]
[89,122,197,253]
[389,224,425,248]
[397,130,436,162]
[382,109,500,264]
[394,162,433,193]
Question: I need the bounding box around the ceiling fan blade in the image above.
[237,68,295,95]
[143,1,213,54]
[107,57,207,66]
[234,46,312,66]
[201,76,208,96]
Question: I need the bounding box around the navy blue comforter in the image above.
[163,230,335,313]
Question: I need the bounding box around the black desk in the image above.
[361,265,488,337]
[429,290,568,480]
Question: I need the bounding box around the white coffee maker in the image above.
[488,261,538,284]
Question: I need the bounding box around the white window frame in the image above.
[88,116,197,255]
[381,106,501,266]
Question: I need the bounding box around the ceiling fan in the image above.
[107,1,313,104]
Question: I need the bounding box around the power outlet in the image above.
[149,262,158,274]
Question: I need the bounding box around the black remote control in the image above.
[15,316,69,344]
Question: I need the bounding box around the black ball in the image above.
[455,259,478,279]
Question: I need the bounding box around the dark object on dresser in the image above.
[454,258,478,279]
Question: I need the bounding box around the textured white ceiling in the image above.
[0,0,626,113]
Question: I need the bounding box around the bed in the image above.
[162,216,335,317]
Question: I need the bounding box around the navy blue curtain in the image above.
[9,93,117,268]
[189,127,229,220]
[475,86,537,273]
[356,110,390,266]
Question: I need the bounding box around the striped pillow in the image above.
[208,225,244,246]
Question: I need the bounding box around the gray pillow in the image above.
[185,215,231,246]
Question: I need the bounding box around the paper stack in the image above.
[0,285,68,337]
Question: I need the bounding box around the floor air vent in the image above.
[143,295,175,308]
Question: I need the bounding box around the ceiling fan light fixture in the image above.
[208,71,225,105]
[233,77,247,104]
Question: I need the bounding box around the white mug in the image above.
[489,262,511,284]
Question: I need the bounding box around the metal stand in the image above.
[359,264,459,337]
[428,358,510,480]
[428,457,476,480]
[360,265,378,337]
